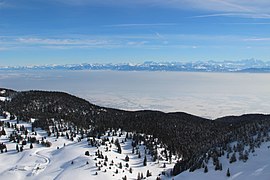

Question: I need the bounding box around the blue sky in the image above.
[1,0,270,66]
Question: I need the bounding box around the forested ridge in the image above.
[1,88,270,176]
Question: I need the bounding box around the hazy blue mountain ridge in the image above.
[1,59,270,72]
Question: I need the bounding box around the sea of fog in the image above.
[0,70,270,119]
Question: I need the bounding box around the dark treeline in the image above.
[1,88,270,176]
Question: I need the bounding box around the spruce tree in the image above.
[125,155,129,162]
[85,151,90,156]
[16,144,19,152]
[230,153,236,163]
[204,165,208,173]
[219,163,222,171]
[146,170,151,177]
[143,156,147,166]
[119,162,122,169]
[226,168,230,177]
[137,172,141,180]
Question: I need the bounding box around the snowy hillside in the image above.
[0,114,175,180]
[176,141,270,180]
[1,114,270,180]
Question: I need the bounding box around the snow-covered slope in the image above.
[175,142,270,180]
[2,114,270,180]
[0,115,174,180]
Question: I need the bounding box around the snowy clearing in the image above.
[0,115,175,180]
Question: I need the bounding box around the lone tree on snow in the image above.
[204,165,208,173]
[226,168,230,177]
[143,156,147,166]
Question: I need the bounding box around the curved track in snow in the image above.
[31,148,51,176]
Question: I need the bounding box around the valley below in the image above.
[1,70,270,119]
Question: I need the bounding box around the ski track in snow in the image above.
[229,172,243,180]
[252,165,268,176]
[30,148,50,176]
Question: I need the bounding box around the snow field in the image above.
[0,116,175,180]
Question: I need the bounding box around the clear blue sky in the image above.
[1,0,270,66]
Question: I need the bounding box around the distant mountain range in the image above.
[2,59,270,72]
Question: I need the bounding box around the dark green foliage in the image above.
[0,143,6,152]
[42,141,52,147]
[204,165,208,173]
[146,170,151,177]
[143,156,147,166]
[230,153,237,163]
[16,144,19,152]
[125,155,129,162]
[226,168,230,177]
[215,162,220,171]
[137,172,141,180]
[119,162,122,169]
[30,137,37,143]
[219,163,222,171]
[0,127,6,136]
[85,151,90,156]
[114,139,122,154]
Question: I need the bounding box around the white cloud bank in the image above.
[1,70,270,119]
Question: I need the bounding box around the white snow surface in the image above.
[0,97,8,102]
[0,96,11,102]
[0,116,174,180]
[175,141,270,180]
